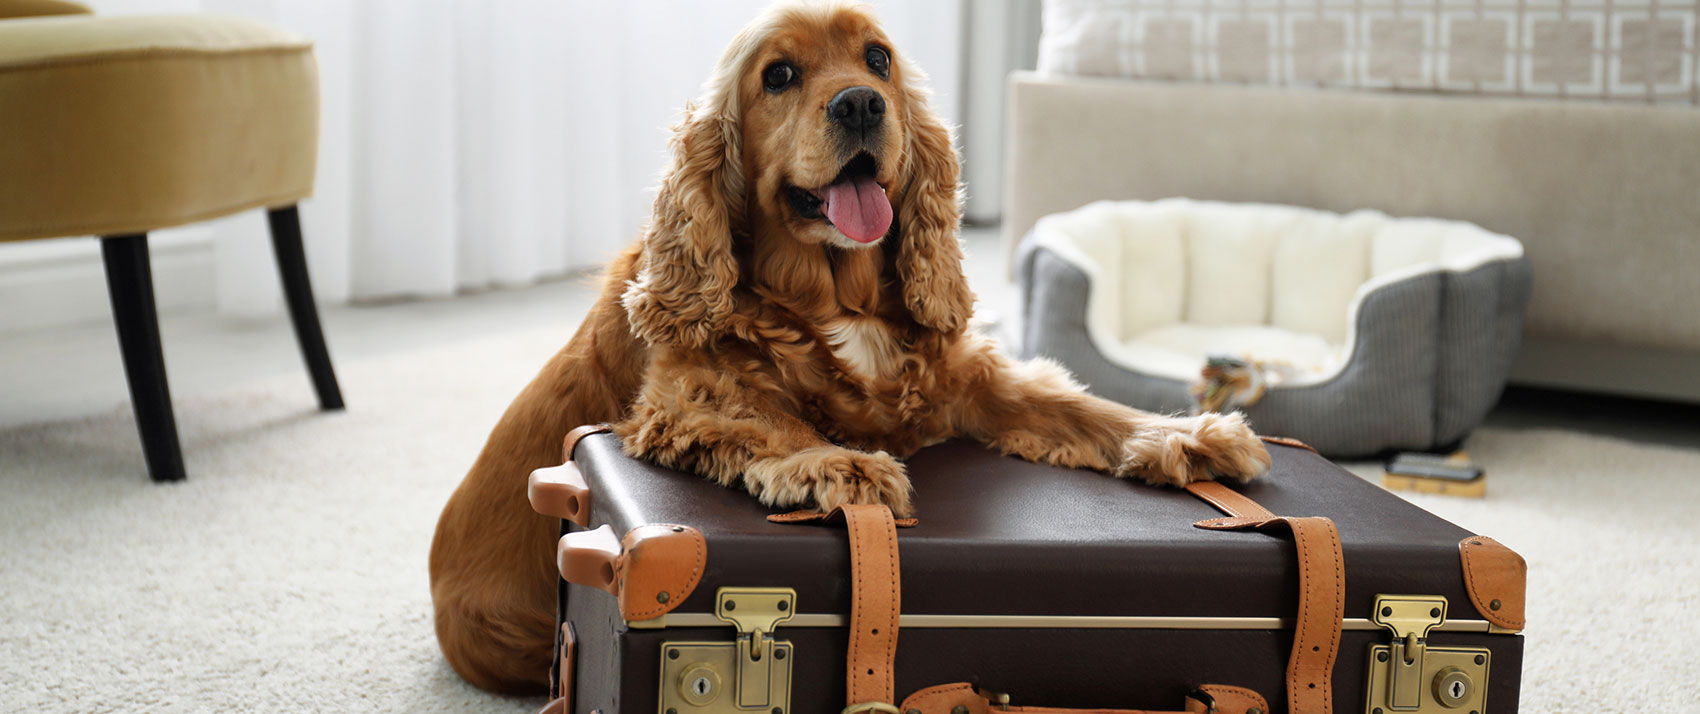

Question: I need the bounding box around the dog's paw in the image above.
[808,449,914,517]
[750,447,914,517]
[1116,412,1271,487]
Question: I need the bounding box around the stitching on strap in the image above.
[844,505,900,705]
[1186,484,1344,714]
[1284,518,1342,714]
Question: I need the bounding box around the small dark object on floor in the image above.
[1385,452,1486,498]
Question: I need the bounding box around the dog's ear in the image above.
[892,68,972,336]
[622,102,743,348]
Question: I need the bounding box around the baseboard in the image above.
[1510,337,1700,404]
[0,227,216,335]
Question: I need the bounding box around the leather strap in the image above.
[768,505,905,708]
[1188,684,1269,714]
[1186,483,1344,714]
[1276,517,1343,714]
[842,504,902,709]
[768,509,919,528]
[1185,481,1277,522]
[563,622,577,702]
[537,622,573,714]
[1258,435,1317,454]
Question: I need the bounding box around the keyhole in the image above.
[1450,681,1466,699]
[693,676,712,696]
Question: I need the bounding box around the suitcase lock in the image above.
[1363,595,1491,714]
[659,587,795,714]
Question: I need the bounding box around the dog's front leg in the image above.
[951,344,1270,486]
[614,358,914,516]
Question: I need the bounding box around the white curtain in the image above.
[89,0,963,316]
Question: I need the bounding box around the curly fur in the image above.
[429,1,1270,695]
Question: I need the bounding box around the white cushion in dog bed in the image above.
[1026,198,1524,386]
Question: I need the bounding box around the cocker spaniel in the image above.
[430,1,1270,694]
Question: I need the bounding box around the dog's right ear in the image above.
[622,102,743,348]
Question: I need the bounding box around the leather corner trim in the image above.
[532,697,566,714]
[1194,684,1269,714]
[562,423,613,461]
[1259,435,1318,453]
[618,523,707,621]
[899,683,981,714]
[1459,536,1527,630]
[767,509,919,528]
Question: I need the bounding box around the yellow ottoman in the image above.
[0,5,341,480]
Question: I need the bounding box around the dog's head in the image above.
[742,6,903,249]
[623,1,971,348]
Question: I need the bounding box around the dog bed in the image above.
[1016,198,1532,457]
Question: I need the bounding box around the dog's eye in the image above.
[762,62,796,92]
[865,46,890,79]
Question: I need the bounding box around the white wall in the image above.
[961,0,1042,225]
[0,0,965,332]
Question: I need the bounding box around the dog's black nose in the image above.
[828,86,885,132]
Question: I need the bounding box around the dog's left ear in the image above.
[892,69,972,336]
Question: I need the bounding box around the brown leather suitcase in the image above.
[530,426,1526,714]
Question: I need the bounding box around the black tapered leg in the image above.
[101,234,186,482]
[267,205,345,411]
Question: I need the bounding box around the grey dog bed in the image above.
[1016,199,1532,458]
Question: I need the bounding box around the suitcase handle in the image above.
[529,461,593,526]
[557,525,622,595]
[897,682,1267,714]
[528,425,613,526]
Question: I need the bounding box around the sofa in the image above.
[1004,0,1700,403]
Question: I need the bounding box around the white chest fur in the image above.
[821,317,902,380]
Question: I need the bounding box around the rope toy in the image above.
[1190,354,1304,415]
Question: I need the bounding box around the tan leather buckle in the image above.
[1187,687,1218,713]
[842,702,904,714]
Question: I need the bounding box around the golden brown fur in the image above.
[429,2,1270,694]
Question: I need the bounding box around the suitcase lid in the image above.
[571,434,1502,627]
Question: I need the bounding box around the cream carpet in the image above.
[2,323,1694,713]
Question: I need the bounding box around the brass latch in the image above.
[660,587,795,713]
[1364,595,1491,713]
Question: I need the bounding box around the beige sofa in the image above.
[1003,72,1700,402]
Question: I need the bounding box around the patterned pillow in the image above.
[1038,0,1697,106]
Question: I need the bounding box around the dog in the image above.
[429,1,1271,694]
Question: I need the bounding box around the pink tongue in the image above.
[821,174,892,244]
